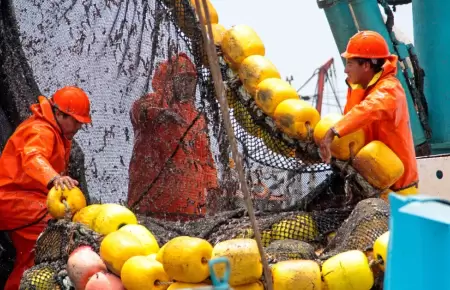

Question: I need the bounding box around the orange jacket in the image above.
[0,96,71,234]
[334,55,418,190]
[127,53,218,220]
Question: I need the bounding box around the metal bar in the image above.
[348,2,361,31]
[193,0,274,288]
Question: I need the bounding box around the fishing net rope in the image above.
[0,0,385,288]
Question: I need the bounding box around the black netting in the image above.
[3,0,387,288]
[319,198,390,260]
[20,261,69,290]
[6,0,342,216]
[34,220,102,265]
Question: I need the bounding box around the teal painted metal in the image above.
[317,0,428,147]
[384,193,450,289]
[412,0,450,154]
[317,0,358,63]
[209,257,231,290]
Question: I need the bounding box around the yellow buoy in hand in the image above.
[353,140,405,189]
[47,186,87,219]
[313,113,365,160]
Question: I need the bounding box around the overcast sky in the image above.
[211,0,414,115]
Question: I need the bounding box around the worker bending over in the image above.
[319,30,418,198]
[0,86,91,289]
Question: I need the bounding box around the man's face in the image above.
[344,58,371,85]
[55,111,83,140]
[172,73,197,102]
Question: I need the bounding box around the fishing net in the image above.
[0,0,386,288]
[34,220,102,265]
[20,261,70,290]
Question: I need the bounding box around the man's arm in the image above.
[20,125,59,188]
[333,85,398,137]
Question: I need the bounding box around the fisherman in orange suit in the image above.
[0,86,92,289]
[128,52,218,221]
[319,30,419,198]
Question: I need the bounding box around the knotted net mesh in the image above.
[0,0,386,288]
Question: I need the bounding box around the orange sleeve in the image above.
[334,85,397,137]
[21,125,59,187]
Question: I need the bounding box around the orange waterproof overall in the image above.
[127,53,218,221]
[0,96,71,289]
[334,55,419,197]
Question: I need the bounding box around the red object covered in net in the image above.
[127,52,218,220]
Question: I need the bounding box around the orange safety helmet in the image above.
[341,30,391,59]
[50,86,92,123]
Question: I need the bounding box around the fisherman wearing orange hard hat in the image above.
[319,30,419,200]
[0,86,92,289]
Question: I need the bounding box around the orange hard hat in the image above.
[341,30,391,59]
[51,86,92,123]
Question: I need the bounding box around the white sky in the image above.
[211,0,414,115]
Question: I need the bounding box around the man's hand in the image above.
[52,175,79,190]
[319,128,337,164]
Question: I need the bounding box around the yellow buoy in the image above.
[255,78,299,117]
[273,99,321,141]
[91,203,138,235]
[156,243,166,264]
[190,0,219,24]
[47,186,87,219]
[221,25,265,70]
[272,260,322,290]
[233,281,265,290]
[211,238,263,286]
[313,113,365,160]
[353,140,405,189]
[321,250,374,290]
[162,236,213,283]
[238,55,281,96]
[100,231,146,276]
[168,282,211,289]
[373,231,390,271]
[210,23,227,46]
[72,204,102,228]
[119,224,160,256]
[121,256,171,290]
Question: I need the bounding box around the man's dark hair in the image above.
[52,106,70,118]
[354,58,385,73]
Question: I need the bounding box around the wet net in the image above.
[0,0,386,288]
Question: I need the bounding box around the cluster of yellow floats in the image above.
[180,0,405,192]
[45,186,390,289]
